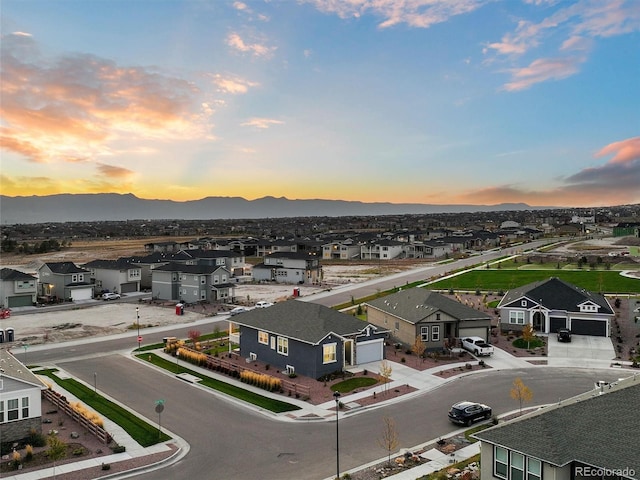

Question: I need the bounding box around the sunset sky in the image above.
[1,0,639,208]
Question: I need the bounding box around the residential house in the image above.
[144,241,180,253]
[252,252,321,285]
[360,239,405,260]
[497,277,614,336]
[474,376,639,480]
[322,238,362,260]
[83,259,141,295]
[366,288,492,350]
[229,301,389,379]
[126,251,194,289]
[255,239,299,257]
[37,262,93,302]
[151,263,234,303]
[0,268,37,308]
[182,249,247,276]
[0,349,47,443]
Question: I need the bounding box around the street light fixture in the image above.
[333,390,341,480]
[136,306,141,350]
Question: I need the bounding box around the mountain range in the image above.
[0,193,550,224]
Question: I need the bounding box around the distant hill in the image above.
[0,193,550,224]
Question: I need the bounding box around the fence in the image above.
[42,389,113,444]
[185,348,311,398]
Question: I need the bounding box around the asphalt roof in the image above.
[231,300,387,345]
[0,268,36,281]
[366,288,491,324]
[41,261,90,274]
[0,349,48,389]
[498,277,613,314]
[474,377,640,473]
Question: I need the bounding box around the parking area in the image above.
[547,333,616,367]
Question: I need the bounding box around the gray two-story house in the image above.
[0,268,37,308]
[151,263,234,303]
[37,262,93,302]
[83,259,142,295]
[252,252,321,285]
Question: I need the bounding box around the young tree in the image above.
[521,323,535,349]
[188,329,201,347]
[510,377,533,415]
[379,360,393,395]
[377,416,400,466]
[46,434,67,479]
[411,335,426,366]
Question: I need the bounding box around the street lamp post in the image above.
[136,307,141,350]
[333,391,341,480]
[22,344,28,366]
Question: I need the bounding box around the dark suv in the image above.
[448,401,492,426]
[557,328,572,342]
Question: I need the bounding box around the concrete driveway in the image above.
[547,333,616,368]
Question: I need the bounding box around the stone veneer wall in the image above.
[1,417,41,444]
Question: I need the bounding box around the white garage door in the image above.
[70,287,93,301]
[459,327,488,342]
[356,339,384,364]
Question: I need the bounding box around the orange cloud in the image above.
[0,32,210,166]
[502,56,583,91]
[226,33,276,57]
[595,137,640,164]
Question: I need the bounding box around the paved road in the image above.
[305,240,552,307]
[56,356,623,480]
[25,237,612,480]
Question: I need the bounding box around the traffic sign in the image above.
[138,336,143,343]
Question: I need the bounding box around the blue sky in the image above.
[1,0,639,207]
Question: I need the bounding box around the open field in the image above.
[429,269,640,294]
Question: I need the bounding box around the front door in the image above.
[344,340,353,366]
[533,311,544,331]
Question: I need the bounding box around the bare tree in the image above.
[521,323,535,349]
[379,360,393,395]
[510,377,533,415]
[377,416,400,466]
[411,335,426,366]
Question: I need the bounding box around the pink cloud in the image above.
[595,137,640,164]
[503,56,583,91]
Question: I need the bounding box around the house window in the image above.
[7,399,19,421]
[509,311,525,325]
[277,337,289,355]
[201,276,206,284]
[22,397,29,418]
[270,337,276,349]
[420,326,429,342]
[521,300,527,307]
[394,321,400,331]
[436,313,441,321]
[494,446,508,479]
[527,458,541,480]
[510,452,525,480]
[432,325,440,342]
[0,400,3,422]
[71,274,78,282]
[258,331,269,345]
[323,343,337,364]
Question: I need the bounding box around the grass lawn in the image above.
[140,353,301,414]
[330,376,378,394]
[35,369,170,447]
[429,269,640,294]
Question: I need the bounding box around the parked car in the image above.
[229,306,249,316]
[557,328,571,342]
[448,401,492,426]
[255,301,274,308]
[461,336,494,356]
[102,292,121,301]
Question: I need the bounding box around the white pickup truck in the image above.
[461,336,494,356]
